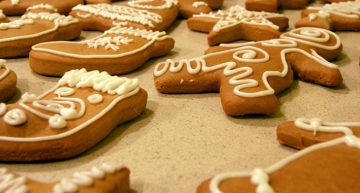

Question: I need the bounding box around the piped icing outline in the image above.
[31,26,171,59]
[307,0,360,21]
[0,12,78,43]
[192,5,284,32]
[26,4,58,12]
[0,69,141,142]
[127,0,178,9]
[209,133,360,193]
[154,27,340,98]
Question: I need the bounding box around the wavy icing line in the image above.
[307,0,360,21]
[295,118,360,136]
[209,133,360,193]
[193,5,283,32]
[26,4,58,12]
[72,3,162,28]
[192,1,208,8]
[31,26,171,59]
[127,0,178,9]
[0,69,141,142]
[0,168,27,193]
[154,28,340,97]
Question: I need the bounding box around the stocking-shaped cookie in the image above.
[0,0,84,15]
[296,0,360,31]
[0,11,81,58]
[0,163,130,193]
[187,5,289,45]
[0,59,16,102]
[197,134,360,193]
[0,69,147,161]
[178,0,223,18]
[277,118,360,149]
[154,27,343,116]
[70,0,179,32]
[0,9,9,23]
[30,26,174,76]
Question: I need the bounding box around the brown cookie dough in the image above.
[245,0,311,12]
[0,59,16,102]
[0,69,147,161]
[153,28,343,116]
[187,5,289,45]
[277,118,360,149]
[178,0,223,18]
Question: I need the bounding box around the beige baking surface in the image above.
[1,0,359,192]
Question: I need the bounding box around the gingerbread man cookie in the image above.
[277,118,360,149]
[0,69,147,161]
[197,135,360,193]
[0,11,81,58]
[178,0,223,19]
[296,0,360,31]
[0,9,9,23]
[187,5,289,45]
[154,28,343,116]
[0,59,17,102]
[0,163,130,193]
[0,0,84,15]
[30,26,175,76]
[70,0,179,32]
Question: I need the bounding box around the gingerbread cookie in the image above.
[70,0,179,32]
[245,0,312,12]
[277,118,360,149]
[30,26,174,76]
[0,0,84,15]
[187,5,289,45]
[296,0,360,31]
[0,9,9,23]
[25,4,59,13]
[178,0,223,18]
[0,59,17,102]
[0,11,81,58]
[0,69,147,161]
[0,163,129,193]
[154,28,343,116]
[197,135,360,193]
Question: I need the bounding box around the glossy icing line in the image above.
[0,168,28,193]
[0,19,34,30]
[26,4,58,12]
[295,118,360,136]
[192,1,208,8]
[127,0,178,9]
[307,0,360,21]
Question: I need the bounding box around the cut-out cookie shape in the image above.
[30,26,174,76]
[0,69,147,161]
[154,28,343,116]
[0,9,9,23]
[178,0,223,19]
[187,5,289,45]
[0,0,84,15]
[0,163,130,193]
[296,0,360,31]
[70,0,179,32]
[197,134,360,193]
[277,117,360,149]
[0,11,81,58]
[0,59,17,102]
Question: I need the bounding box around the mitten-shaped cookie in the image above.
[0,69,147,161]
[154,28,343,116]
[187,5,289,45]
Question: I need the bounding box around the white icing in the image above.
[0,10,5,19]
[295,118,360,136]
[3,109,27,126]
[0,69,140,142]
[251,168,274,193]
[22,12,78,27]
[127,0,178,9]
[85,35,134,51]
[55,87,75,97]
[307,0,360,21]
[53,163,123,193]
[11,0,19,5]
[209,133,360,193]
[21,92,37,103]
[87,94,104,104]
[26,4,58,12]
[72,4,162,28]
[193,5,282,32]
[49,115,67,129]
[0,168,28,193]
[192,1,208,8]
[32,26,170,59]
[0,103,6,116]
[0,19,34,30]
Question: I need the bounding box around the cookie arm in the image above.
[187,16,220,33]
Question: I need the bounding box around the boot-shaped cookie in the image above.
[187,5,289,45]
[30,26,174,76]
[154,27,343,116]
[0,163,129,193]
[197,134,360,193]
[70,0,179,31]
[0,11,81,58]
[0,69,147,161]
[0,9,9,23]
[178,0,223,18]
[0,0,84,15]
[296,0,360,31]
[0,59,16,102]
[277,118,360,149]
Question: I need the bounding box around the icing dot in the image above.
[55,87,75,97]
[87,94,104,104]
[21,92,37,103]
[300,29,321,37]
[4,109,27,126]
[60,108,78,120]
[0,103,7,116]
[49,115,67,129]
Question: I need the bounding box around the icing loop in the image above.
[49,115,67,129]
[300,28,321,37]
[0,168,28,193]
[232,47,270,63]
[3,109,27,126]
[87,94,104,104]
[21,93,37,103]
[0,103,6,116]
[55,87,75,97]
